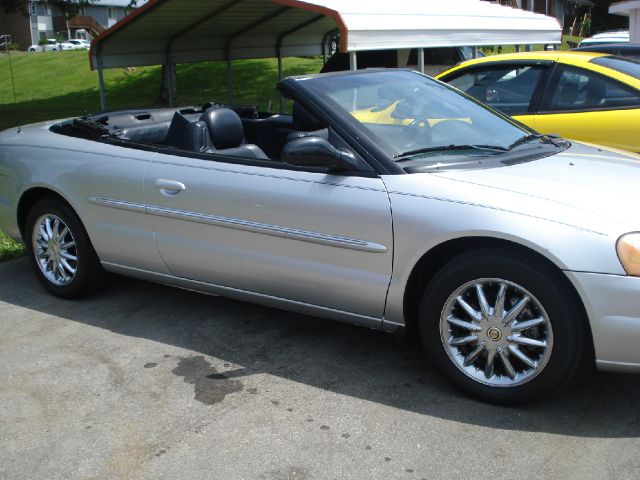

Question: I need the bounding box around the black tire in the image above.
[25,197,106,299]
[419,249,586,404]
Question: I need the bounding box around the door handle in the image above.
[155,179,186,196]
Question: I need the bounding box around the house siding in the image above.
[84,5,127,29]
[1,1,133,50]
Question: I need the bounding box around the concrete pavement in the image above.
[1,257,639,480]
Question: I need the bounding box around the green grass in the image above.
[0,230,24,262]
[481,35,583,56]
[0,50,323,130]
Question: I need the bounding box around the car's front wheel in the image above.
[420,249,586,404]
[25,197,105,299]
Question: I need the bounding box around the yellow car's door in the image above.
[534,109,640,152]
[535,64,640,152]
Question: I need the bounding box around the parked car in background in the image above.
[27,39,62,52]
[2,69,640,404]
[437,51,640,152]
[321,47,483,77]
[572,43,640,61]
[579,31,629,47]
[61,39,91,51]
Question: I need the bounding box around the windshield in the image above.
[298,70,533,161]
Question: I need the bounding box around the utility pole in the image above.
[1,35,18,105]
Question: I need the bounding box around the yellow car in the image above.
[436,51,640,152]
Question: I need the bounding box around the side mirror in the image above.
[282,136,357,172]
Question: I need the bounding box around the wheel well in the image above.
[17,188,71,240]
[402,237,594,357]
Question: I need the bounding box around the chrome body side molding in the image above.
[90,196,388,253]
[88,196,146,213]
[145,204,388,253]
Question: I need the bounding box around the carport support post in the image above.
[166,62,176,108]
[97,57,106,112]
[226,59,234,103]
[418,47,425,73]
[349,51,357,70]
[278,53,283,112]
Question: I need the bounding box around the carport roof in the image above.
[90,0,563,70]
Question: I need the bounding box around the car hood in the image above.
[388,142,640,236]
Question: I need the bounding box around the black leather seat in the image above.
[286,103,329,142]
[200,108,269,159]
[164,112,212,152]
[119,121,171,144]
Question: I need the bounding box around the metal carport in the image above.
[89,0,563,110]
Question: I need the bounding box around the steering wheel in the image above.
[397,104,433,151]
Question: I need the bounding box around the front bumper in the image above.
[566,270,640,372]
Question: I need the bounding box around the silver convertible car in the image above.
[1,70,640,403]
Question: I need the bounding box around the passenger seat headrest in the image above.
[292,103,324,132]
[200,108,244,149]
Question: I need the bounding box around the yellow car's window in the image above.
[541,65,640,112]
[446,65,547,116]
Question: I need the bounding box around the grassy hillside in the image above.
[0,50,323,130]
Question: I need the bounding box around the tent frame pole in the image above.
[349,51,357,70]
[418,47,424,73]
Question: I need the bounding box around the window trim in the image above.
[537,63,640,115]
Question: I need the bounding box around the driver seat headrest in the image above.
[200,107,244,149]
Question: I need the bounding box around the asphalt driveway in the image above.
[1,257,639,480]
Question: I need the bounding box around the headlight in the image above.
[616,233,640,276]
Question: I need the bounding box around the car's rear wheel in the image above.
[419,249,585,404]
[25,197,105,299]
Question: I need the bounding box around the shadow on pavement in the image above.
[2,257,639,439]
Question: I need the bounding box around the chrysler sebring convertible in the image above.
[1,69,640,403]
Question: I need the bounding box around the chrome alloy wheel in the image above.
[440,278,553,387]
[31,214,78,286]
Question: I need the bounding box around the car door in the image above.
[534,64,640,152]
[51,139,167,274]
[443,62,553,130]
[144,143,393,321]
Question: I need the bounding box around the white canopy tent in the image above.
[89,0,562,110]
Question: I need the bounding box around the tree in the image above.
[590,0,628,34]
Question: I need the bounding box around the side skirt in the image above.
[102,262,386,331]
